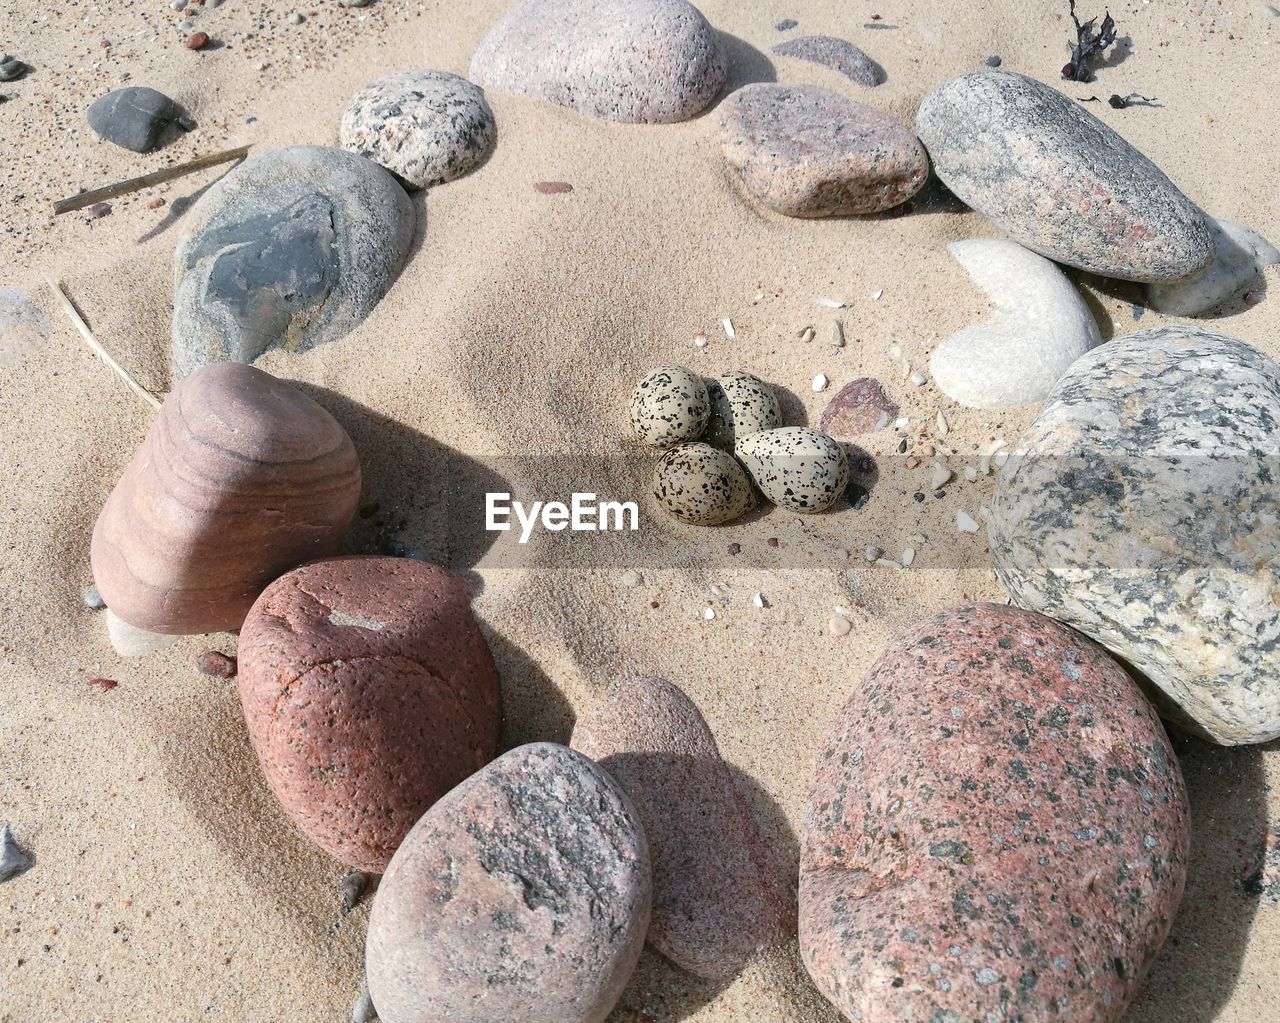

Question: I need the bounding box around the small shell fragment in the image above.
[875,557,903,571]
[936,411,949,436]
[620,569,643,588]
[752,592,768,609]
[816,298,846,309]
[828,615,852,637]
[931,463,953,490]
[829,319,846,347]
[964,465,979,481]
[870,289,884,301]
[956,510,981,533]
[910,370,927,386]
[864,544,882,562]
[703,606,717,621]
[812,374,829,392]
[889,344,902,360]
[902,547,916,567]
[722,318,735,338]
[694,333,708,349]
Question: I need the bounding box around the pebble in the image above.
[811,373,828,392]
[955,510,980,533]
[772,35,884,87]
[0,55,27,82]
[901,547,915,567]
[984,53,1002,66]
[718,83,926,217]
[736,427,849,513]
[288,12,305,25]
[366,743,651,1023]
[0,824,34,884]
[82,584,104,610]
[819,377,897,439]
[930,463,952,489]
[534,180,573,194]
[185,32,209,50]
[628,366,710,447]
[916,70,1213,282]
[195,651,237,678]
[341,0,374,6]
[470,0,727,124]
[1146,216,1280,315]
[829,320,845,346]
[171,146,414,377]
[619,569,643,588]
[653,442,756,526]
[990,325,1280,745]
[827,615,851,637]
[339,70,496,190]
[776,18,798,30]
[105,609,180,657]
[703,371,781,451]
[170,0,185,9]
[908,370,926,386]
[87,202,112,219]
[87,86,189,153]
[91,364,361,634]
[930,238,1101,408]
[239,557,502,871]
[572,677,789,979]
[800,603,1190,1023]
[864,544,882,562]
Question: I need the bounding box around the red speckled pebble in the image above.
[185,32,209,50]
[800,603,1190,1023]
[572,676,791,980]
[237,556,502,873]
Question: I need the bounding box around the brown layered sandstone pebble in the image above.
[90,363,360,635]
[237,557,502,873]
[366,743,650,1023]
[800,603,1190,1023]
[572,676,789,980]
[719,83,926,217]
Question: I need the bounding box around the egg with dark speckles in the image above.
[800,602,1190,1023]
[735,427,848,512]
[652,442,755,525]
[629,367,711,447]
[704,371,782,451]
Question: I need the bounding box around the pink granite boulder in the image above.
[91,363,361,634]
[572,676,790,980]
[719,84,927,217]
[237,556,501,873]
[800,603,1190,1023]
[366,742,651,1023]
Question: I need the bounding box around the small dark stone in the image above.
[775,18,798,31]
[985,54,1002,67]
[87,202,112,220]
[727,542,741,555]
[913,491,925,503]
[766,537,780,548]
[0,57,28,82]
[196,651,237,678]
[846,482,871,509]
[185,32,210,50]
[87,87,187,153]
[87,677,118,690]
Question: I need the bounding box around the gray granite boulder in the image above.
[87,87,191,153]
[916,70,1213,283]
[772,35,884,87]
[989,325,1280,745]
[718,83,927,217]
[469,0,726,124]
[171,146,413,378]
[366,743,651,1023]
[339,70,496,190]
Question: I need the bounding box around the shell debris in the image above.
[910,370,927,387]
[722,318,735,338]
[828,615,852,637]
[956,510,981,533]
[936,411,949,436]
[829,319,846,348]
[752,592,768,609]
[816,297,847,309]
[870,289,884,301]
[694,332,708,349]
[702,606,717,621]
[902,547,916,567]
[931,463,953,489]
[811,373,829,392]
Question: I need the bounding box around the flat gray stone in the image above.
[989,325,1280,745]
[719,83,926,217]
[171,145,414,378]
[87,87,188,153]
[339,70,496,190]
[1147,216,1279,315]
[366,743,651,1023]
[916,70,1213,283]
[771,35,884,87]
[469,0,726,124]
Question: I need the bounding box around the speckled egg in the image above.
[628,366,711,447]
[735,427,848,513]
[704,371,782,450]
[800,603,1190,1023]
[652,442,755,526]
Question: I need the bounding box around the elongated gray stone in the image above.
[916,70,1213,283]
[989,325,1280,745]
[771,35,884,87]
[171,146,414,379]
[469,0,726,124]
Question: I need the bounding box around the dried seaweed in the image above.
[1062,0,1117,82]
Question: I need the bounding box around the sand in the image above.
[2,1,1279,1020]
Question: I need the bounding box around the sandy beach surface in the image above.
[2,0,1279,1019]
